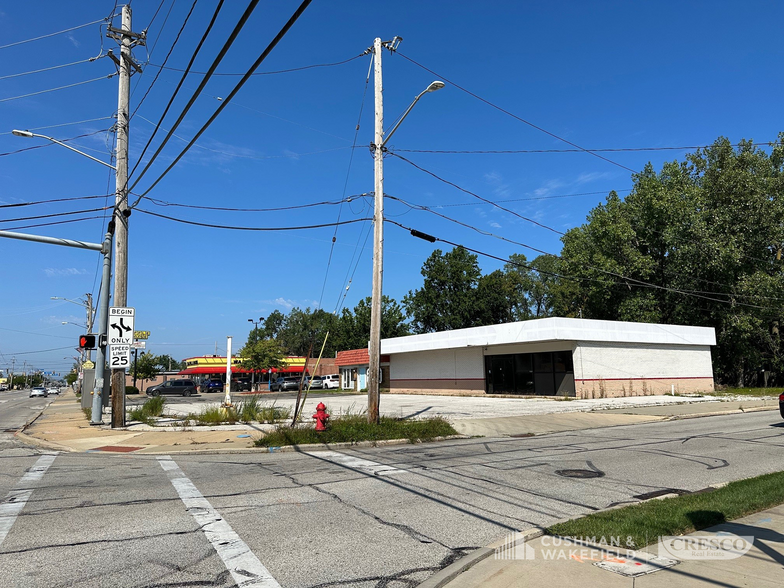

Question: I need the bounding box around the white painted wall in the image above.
[574,342,714,380]
[390,347,484,380]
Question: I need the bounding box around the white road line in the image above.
[0,453,57,547]
[304,450,405,476]
[157,456,281,588]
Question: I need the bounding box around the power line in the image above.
[385,219,779,312]
[127,0,240,187]
[387,151,566,235]
[130,0,199,120]
[148,52,367,76]
[0,194,111,210]
[0,207,110,224]
[0,129,112,158]
[0,73,117,103]
[135,208,370,231]
[0,116,115,137]
[319,53,374,310]
[5,346,76,356]
[0,55,106,80]
[130,0,315,204]
[436,189,633,207]
[393,142,777,155]
[396,51,636,173]
[3,216,106,231]
[0,15,117,50]
[144,193,367,212]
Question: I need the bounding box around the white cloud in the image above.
[274,297,294,309]
[66,33,80,47]
[43,267,88,277]
[489,222,501,229]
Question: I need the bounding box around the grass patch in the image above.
[82,407,91,421]
[255,414,458,447]
[180,399,292,426]
[128,396,166,425]
[546,470,784,548]
[712,387,783,397]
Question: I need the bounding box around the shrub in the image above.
[127,396,166,425]
[125,386,139,395]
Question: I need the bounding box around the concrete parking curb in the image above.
[665,405,777,421]
[258,434,470,453]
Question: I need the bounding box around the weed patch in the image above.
[127,396,166,425]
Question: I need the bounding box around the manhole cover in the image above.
[555,469,605,478]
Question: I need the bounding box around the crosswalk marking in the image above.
[0,453,57,547]
[157,456,281,588]
[304,450,406,476]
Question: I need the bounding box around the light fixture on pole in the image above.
[247,317,263,391]
[368,36,444,423]
[12,130,116,170]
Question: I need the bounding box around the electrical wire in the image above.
[0,116,115,137]
[0,16,118,50]
[0,207,110,224]
[148,52,367,76]
[385,219,780,312]
[127,0,237,186]
[0,194,112,210]
[0,129,113,159]
[130,0,198,121]
[129,0,315,204]
[318,53,374,310]
[436,189,633,207]
[387,151,566,235]
[393,142,777,155]
[144,193,367,212]
[2,216,106,231]
[135,208,370,231]
[0,56,106,81]
[0,73,117,103]
[395,51,636,174]
[5,346,77,356]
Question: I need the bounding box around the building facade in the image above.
[381,318,715,398]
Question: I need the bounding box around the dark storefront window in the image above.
[485,351,574,396]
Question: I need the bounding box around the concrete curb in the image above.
[664,405,777,421]
[14,431,77,453]
[417,527,545,588]
[235,434,471,454]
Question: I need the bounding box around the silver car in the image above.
[30,387,47,398]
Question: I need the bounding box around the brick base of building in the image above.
[575,377,714,399]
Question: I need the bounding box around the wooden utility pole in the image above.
[109,5,143,428]
[368,37,384,424]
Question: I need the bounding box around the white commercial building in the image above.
[380,317,716,398]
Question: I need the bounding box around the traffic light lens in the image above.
[79,334,96,349]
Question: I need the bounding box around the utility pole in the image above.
[85,293,94,363]
[368,37,384,424]
[108,5,144,428]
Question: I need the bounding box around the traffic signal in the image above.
[79,334,96,349]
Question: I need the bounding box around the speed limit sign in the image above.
[109,344,131,368]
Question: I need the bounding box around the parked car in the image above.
[233,377,252,392]
[47,387,60,395]
[272,376,301,392]
[30,387,48,398]
[780,393,784,419]
[147,379,197,397]
[322,374,340,389]
[0,383,9,391]
[304,375,324,389]
[199,379,224,393]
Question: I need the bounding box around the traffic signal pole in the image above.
[91,226,114,425]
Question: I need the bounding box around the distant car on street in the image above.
[47,387,60,395]
[199,379,224,394]
[321,374,340,389]
[30,387,47,398]
[146,379,197,397]
[0,383,8,391]
[304,376,324,390]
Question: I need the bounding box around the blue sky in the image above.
[1,1,782,378]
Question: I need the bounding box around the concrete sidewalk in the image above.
[426,504,784,588]
[15,389,779,455]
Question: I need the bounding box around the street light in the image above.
[247,317,263,390]
[61,321,88,328]
[12,130,116,170]
[368,36,445,424]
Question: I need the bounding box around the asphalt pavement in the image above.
[1,395,784,587]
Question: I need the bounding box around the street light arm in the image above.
[380,81,444,148]
[12,130,116,170]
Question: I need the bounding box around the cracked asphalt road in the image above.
[1,405,784,587]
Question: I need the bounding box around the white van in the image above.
[322,374,340,389]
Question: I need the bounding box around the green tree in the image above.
[260,310,285,340]
[238,339,286,386]
[558,135,784,385]
[340,296,410,349]
[64,371,78,386]
[404,246,483,333]
[132,353,161,382]
[277,308,340,356]
[156,354,184,372]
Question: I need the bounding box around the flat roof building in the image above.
[380,317,716,398]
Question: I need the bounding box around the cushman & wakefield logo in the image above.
[658,534,754,560]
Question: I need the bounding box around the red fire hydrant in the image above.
[312,402,330,431]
